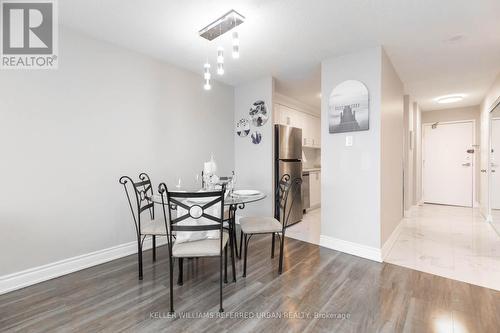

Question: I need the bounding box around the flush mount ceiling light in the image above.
[199,10,245,41]
[435,94,466,104]
[199,10,245,89]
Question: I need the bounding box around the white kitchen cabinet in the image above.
[274,103,321,148]
[313,116,321,147]
[309,114,321,147]
[276,104,293,126]
[291,107,304,129]
[300,113,312,146]
[274,104,288,125]
[309,171,321,208]
[302,113,313,146]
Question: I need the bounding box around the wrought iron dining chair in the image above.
[239,174,302,276]
[200,171,240,267]
[219,172,241,261]
[158,183,233,313]
[199,171,239,267]
[119,173,168,280]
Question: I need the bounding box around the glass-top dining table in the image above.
[147,189,267,262]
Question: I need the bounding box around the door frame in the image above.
[487,95,500,221]
[421,119,477,207]
[489,116,500,211]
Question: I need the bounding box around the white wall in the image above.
[234,77,274,216]
[480,73,500,216]
[403,98,422,209]
[403,95,415,211]
[414,103,423,204]
[380,50,404,245]
[0,27,235,277]
[321,47,382,250]
[320,47,405,259]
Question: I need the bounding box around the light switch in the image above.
[345,135,353,147]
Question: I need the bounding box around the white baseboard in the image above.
[0,237,168,295]
[404,204,421,217]
[381,220,404,260]
[319,235,382,262]
[308,203,321,210]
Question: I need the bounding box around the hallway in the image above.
[386,204,500,291]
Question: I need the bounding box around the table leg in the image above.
[232,213,239,259]
[224,241,228,283]
[228,219,237,282]
[229,205,239,259]
[239,230,243,260]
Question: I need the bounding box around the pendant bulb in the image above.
[232,31,240,59]
[203,62,211,90]
[217,47,224,75]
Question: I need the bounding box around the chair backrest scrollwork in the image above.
[119,173,155,237]
[275,174,303,228]
[158,183,226,250]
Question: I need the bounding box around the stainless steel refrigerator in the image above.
[274,124,303,225]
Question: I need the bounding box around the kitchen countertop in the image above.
[303,168,321,173]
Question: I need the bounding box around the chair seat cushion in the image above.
[240,217,282,234]
[141,219,167,235]
[172,231,229,257]
[223,208,231,221]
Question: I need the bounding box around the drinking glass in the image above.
[230,172,237,195]
[194,173,200,188]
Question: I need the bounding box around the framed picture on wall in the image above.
[328,80,369,133]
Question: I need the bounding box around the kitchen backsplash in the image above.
[302,147,321,169]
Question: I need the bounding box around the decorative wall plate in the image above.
[236,118,250,137]
[233,189,260,196]
[251,131,262,144]
[249,100,268,127]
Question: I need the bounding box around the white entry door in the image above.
[491,119,500,209]
[423,121,474,207]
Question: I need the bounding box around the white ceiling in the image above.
[61,0,500,111]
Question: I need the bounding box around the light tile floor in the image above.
[491,209,500,236]
[385,204,500,291]
[286,208,321,245]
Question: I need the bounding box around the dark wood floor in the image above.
[1,235,499,333]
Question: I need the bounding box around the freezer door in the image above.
[276,125,302,160]
[278,160,303,225]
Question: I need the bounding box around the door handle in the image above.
[481,169,488,173]
[462,163,471,167]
